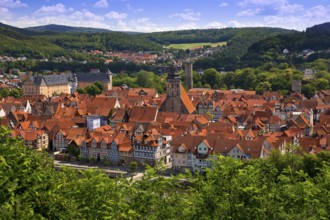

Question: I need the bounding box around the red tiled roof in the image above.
[180,85,195,114]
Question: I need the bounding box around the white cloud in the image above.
[71,9,103,21]
[236,8,262,16]
[93,0,108,8]
[128,18,159,32]
[0,0,27,8]
[169,9,201,21]
[305,5,330,18]
[11,11,109,30]
[0,7,11,19]
[239,0,285,7]
[0,6,9,13]
[228,20,244,28]
[175,22,198,30]
[205,21,226,29]
[4,2,330,33]
[219,2,228,7]
[126,3,143,13]
[35,3,73,15]
[105,11,127,20]
[228,20,264,28]
[277,3,303,14]
[238,0,303,14]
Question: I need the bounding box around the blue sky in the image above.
[0,0,329,32]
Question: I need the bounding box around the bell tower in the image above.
[166,66,181,98]
[106,69,113,90]
[184,60,193,90]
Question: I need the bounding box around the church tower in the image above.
[166,66,181,98]
[106,69,113,90]
[70,73,78,94]
[161,66,195,114]
[184,60,193,90]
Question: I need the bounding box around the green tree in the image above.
[86,85,101,96]
[202,68,223,88]
[94,81,104,91]
[315,78,329,90]
[129,161,138,173]
[302,84,316,98]
[68,143,80,157]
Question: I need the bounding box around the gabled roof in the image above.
[128,106,158,122]
[74,72,110,83]
[29,74,69,86]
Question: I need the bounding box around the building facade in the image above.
[22,70,113,97]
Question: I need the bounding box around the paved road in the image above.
[54,160,128,174]
[53,160,145,180]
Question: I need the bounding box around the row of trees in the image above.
[74,71,167,95]
[1,126,330,219]
[0,88,22,98]
[76,82,104,96]
[113,70,167,93]
[191,59,330,98]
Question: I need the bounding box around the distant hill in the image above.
[0,22,38,36]
[306,22,330,34]
[0,22,161,58]
[0,23,65,58]
[143,27,295,45]
[184,27,297,70]
[240,22,330,67]
[1,21,330,66]
[26,24,113,33]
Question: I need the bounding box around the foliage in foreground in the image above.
[0,125,330,219]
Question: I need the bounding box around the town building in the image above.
[22,69,113,97]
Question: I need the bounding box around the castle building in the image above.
[22,69,113,97]
[23,74,71,97]
[75,69,112,91]
[160,66,195,114]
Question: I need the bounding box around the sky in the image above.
[0,0,329,32]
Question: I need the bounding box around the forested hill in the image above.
[306,22,330,34]
[0,23,162,58]
[193,22,330,70]
[143,27,295,45]
[26,24,113,33]
[0,22,40,36]
[240,22,330,67]
[0,23,66,58]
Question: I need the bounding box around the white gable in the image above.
[0,108,6,118]
[197,141,208,154]
[178,145,186,153]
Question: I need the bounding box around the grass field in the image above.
[164,42,227,50]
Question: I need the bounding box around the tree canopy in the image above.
[1,125,330,219]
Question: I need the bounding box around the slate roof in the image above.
[29,71,111,87]
[74,72,110,83]
[29,74,70,86]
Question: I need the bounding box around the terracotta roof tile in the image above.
[180,84,195,114]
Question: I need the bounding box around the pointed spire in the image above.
[106,69,112,75]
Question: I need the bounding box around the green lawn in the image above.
[164,42,227,50]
